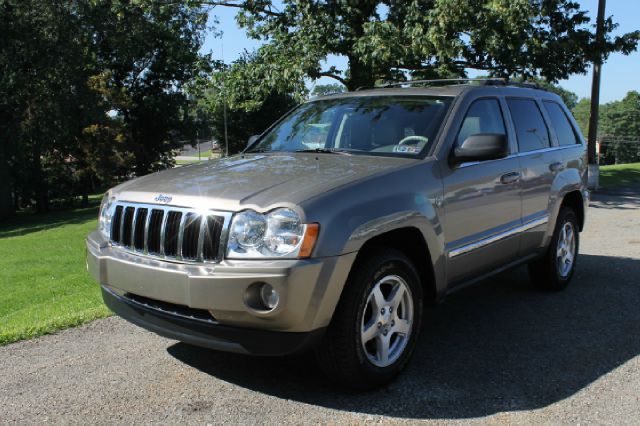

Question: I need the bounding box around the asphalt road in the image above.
[2,186,640,424]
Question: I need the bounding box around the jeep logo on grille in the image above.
[154,194,172,204]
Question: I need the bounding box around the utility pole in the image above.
[587,0,606,189]
[222,36,229,158]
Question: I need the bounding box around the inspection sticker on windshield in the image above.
[393,145,418,153]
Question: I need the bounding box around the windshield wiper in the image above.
[294,148,352,155]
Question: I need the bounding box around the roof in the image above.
[311,80,563,103]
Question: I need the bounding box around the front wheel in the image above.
[528,207,580,291]
[315,248,423,389]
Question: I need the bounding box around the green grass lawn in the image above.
[0,206,111,345]
[182,150,222,159]
[176,158,206,165]
[176,152,222,166]
[185,149,213,158]
[599,162,640,188]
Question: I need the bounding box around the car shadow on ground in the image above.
[167,253,640,419]
[591,184,640,210]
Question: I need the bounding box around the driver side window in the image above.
[457,99,507,146]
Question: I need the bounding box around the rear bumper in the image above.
[102,285,325,355]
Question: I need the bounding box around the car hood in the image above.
[112,153,415,212]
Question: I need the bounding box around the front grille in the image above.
[109,202,229,263]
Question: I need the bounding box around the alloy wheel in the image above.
[557,221,576,278]
[360,275,414,368]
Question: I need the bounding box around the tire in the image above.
[528,207,580,291]
[315,247,423,389]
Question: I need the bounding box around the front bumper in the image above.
[101,285,325,355]
[86,231,355,346]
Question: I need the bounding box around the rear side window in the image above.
[507,99,551,152]
[457,99,506,146]
[543,101,580,146]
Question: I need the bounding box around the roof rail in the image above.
[358,77,546,91]
[378,78,507,88]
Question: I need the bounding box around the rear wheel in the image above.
[315,248,423,389]
[528,207,579,291]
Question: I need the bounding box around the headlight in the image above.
[98,192,115,238]
[264,208,304,255]
[230,210,267,247]
[227,208,319,259]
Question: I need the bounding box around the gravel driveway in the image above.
[2,186,639,424]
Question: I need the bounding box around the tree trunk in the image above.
[80,171,90,208]
[135,153,150,177]
[32,144,48,213]
[0,139,14,220]
[81,191,89,208]
[344,3,377,91]
[346,55,376,91]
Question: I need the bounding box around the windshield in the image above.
[247,96,453,157]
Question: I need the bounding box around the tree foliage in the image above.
[529,79,578,110]
[599,91,640,139]
[0,0,209,217]
[202,86,297,154]
[205,0,639,106]
[571,92,640,164]
[597,91,640,164]
[571,98,591,138]
[311,83,347,97]
[572,91,640,139]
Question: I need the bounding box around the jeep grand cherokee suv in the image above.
[87,81,589,389]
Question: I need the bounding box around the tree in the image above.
[311,83,346,97]
[571,92,640,164]
[530,80,578,110]
[0,0,210,216]
[201,51,301,155]
[1,0,93,213]
[572,98,591,138]
[489,75,578,109]
[203,0,638,106]
[203,88,297,154]
[573,92,640,140]
[598,91,640,164]
[599,91,640,138]
[83,1,209,176]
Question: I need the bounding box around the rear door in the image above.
[505,98,556,254]
[440,97,522,285]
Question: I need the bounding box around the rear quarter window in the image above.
[507,98,551,152]
[543,101,580,146]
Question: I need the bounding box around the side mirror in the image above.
[452,133,509,164]
[246,135,259,149]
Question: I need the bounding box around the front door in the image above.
[440,97,522,284]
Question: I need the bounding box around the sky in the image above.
[200,0,639,103]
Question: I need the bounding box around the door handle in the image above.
[500,171,520,184]
[550,161,565,172]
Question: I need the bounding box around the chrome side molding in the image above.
[448,215,549,258]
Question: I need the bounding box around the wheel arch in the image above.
[560,190,585,231]
[347,227,439,305]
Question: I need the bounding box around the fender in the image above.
[544,166,585,247]
[300,159,447,298]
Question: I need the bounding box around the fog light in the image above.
[259,284,279,310]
